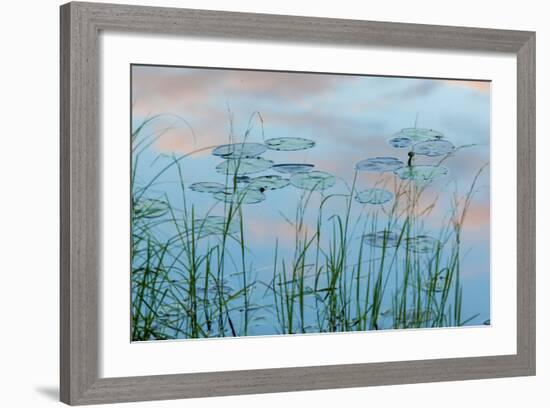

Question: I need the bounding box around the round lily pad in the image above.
[215,157,273,175]
[213,189,266,204]
[212,142,267,159]
[421,274,447,293]
[290,171,336,191]
[412,139,455,157]
[396,309,436,324]
[396,128,444,142]
[247,175,290,191]
[189,181,226,193]
[272,163,314,174]
[388,136,412,149]
[405,235,440,253]
[355,188,394,205]
[355,157,404,172]
[235,176,251,184]
[363,230,400,248]
[133,198,169,219]
[394,165,448,181]
[265,137,315,151]
[157,303,187,320]
[205,283,234,295]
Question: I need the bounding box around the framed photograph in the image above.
[60,1,535,405]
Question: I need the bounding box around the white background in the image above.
[0,0,545,407]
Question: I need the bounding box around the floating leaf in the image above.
[157,303,187,320]
[395,309,436,325]
[355,188,394,205]
[388,136,412,148]
[355,157,404,172]
[272,163,314,174]
[394,165,448,181]
[212,142,267,158]
[213,189,266,204]
[247,175,290,191]
[133,198,169,219]
[363,230,400,248]
[421,274,447,292]
[406,235,440,253]
[235,176,251,184]
[412,139,455,156]
[290,171,336,191]
[265,137,315,151]
[215,157,273,175]
[197,282,235,295]
[379,307,435,324]
[395,128,444,142]
[189,182,226,193]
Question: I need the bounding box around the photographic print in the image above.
[130,64,490,341]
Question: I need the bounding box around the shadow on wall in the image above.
[34,386,58,401]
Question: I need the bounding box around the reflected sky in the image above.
[131,64,491,334]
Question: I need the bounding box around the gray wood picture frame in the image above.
[60,1,536,405]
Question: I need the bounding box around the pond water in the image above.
[130,65,491,340]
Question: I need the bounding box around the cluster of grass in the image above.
[130,114,487,341]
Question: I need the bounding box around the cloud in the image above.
[146,109,233,156]
[132,65,358,118]
[443,80,490,93]
[132,66,217,116]
[351,80,441,112]
[154,126,218,157]
[384,81,440,100]
[462,202,490,231]
[132,65,366,157]
[246,216,298,244]
[223,70,357,100]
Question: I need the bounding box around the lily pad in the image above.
[388,136,412,148]
[421,274,447,293]
[157,303,187,320]
[290,171,336,191]
[405,235,440,253]
[412,139,455,157]
[212,142,267,159]
[396,128,444,142]
[247,175,290,191]
[215,157,273,175]
[355,157,404,172]
[394,165,448,181]
[272,163,314,174]
[213,189,266,204]
[355,188,394,205]
[197,280,235,296]
[363,230,400,248]
[235,176,251,184]
[189,182,226,193]
[396,309,436,325]
[265,137,315,151]
[133,198,169,219]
